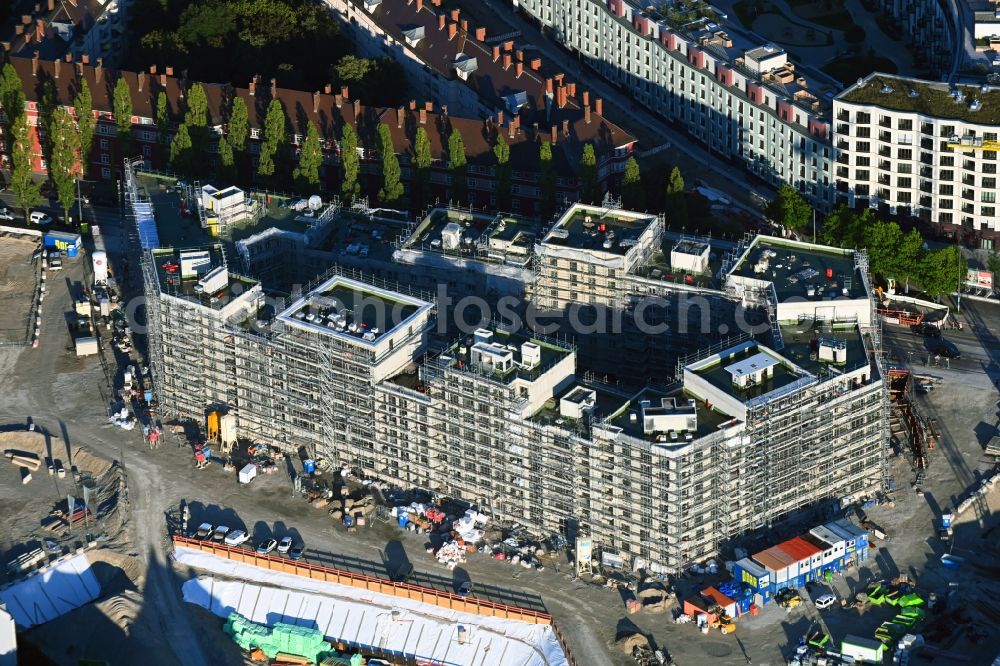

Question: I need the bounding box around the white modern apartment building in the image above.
[513,0,838,206]
[511,0,1000,240]
[834,74,1000,238]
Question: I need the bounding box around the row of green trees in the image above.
[819,205,965,300]
[0,63,100,222]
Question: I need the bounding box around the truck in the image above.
[238,463,257,484]
[194,265,228,294]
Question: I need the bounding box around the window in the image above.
[101,167,111,179]
[100,154,110,164]
[100,139,109,150]
[983,192,997,203]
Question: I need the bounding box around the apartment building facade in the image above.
[834,74,1000,240]
[513,0,837,206]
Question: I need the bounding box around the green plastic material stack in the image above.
[223,612,331,662]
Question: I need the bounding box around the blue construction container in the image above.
[302,459,316,474]
[397,514,409,528]
[65,245,79,258]
[144,389,153,402]
[43,231,82,251]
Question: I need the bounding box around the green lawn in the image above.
[822,56,898,85]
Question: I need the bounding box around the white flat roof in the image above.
[725,352,779,379]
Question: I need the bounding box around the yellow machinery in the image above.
[206,410,237,453]
[947,137,1000,152]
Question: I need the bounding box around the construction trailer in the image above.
[841,634,886,663]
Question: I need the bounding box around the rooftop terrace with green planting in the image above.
[837,74,1000,125]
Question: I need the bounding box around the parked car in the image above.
[911,322,941,338]
[195,522,213,539]
[48,256,62,270]
[0,206,14,221]
[256,538,277,555]
[457,581,474,597]
[814,593,836,610]
[932,341,961,359]
[211,525,230,542]
[289,543,305,561]
[277,536,293,554]
[224,529,250,547]
[29,211,53,225]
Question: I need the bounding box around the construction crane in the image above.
[947,136,1000,151]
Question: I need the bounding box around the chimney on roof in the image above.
[53,58,60,79]
[515,62,523,78]
[314,91,321,114]
[21,15,30,25]
[409,99,416,110]
[35,18,45,42]
[460,19,468,33]
[31,52,38,77]
[503,53,511,70]
[353,98,360,118]
[397,106,404,128]
[497,109,503,125]
[551,125,557,144]
[165,66,174,76]
[563,119,569,136]
[530,58,541,71]
[149,65,157,74]
[450,8,459,21]
[596,98,603,116]
[492,45,500,62]
[76,61,83,77]
[47,0,54,11]
[419,108,427,124]
[335,93,342,107]
[64,53,72,63]
[557,85,567,109]
[425,101,433,112]
[475,26,486,41]
[568,82,576,97]
[554,72,564,85]
[583,90,589,107]
[159,73,166,86]
[441,104,448,117]
[324,83,332,94]
[341,85,349,98]
[270,78,277,98]
[249,75,256,96]
[415,0,422,10]
[138,71,147,92]
[545,78,553,95]
[95,57,103,83]
[585,103,591,124]
[81,54,89,65]
[15,24,24,36]
[431,0,440,5]
[438,14,445,30]
[503,40,513,52]
[516,49,523,62]
[448,23,457,40]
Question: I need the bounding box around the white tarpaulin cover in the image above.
[175,546,567,666]
[0,605,15,666]
[0,553,100,628]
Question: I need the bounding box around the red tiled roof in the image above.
[752,546,795,572]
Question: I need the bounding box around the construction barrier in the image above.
[172,536,552,624]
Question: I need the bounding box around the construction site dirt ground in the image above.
[0,232,39,344]
[1,211,999,665]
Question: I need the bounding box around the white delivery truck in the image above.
[238,463,257,484]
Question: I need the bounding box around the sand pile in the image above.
[0,430,112,476]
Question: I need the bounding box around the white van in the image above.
[29,211,53,225]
